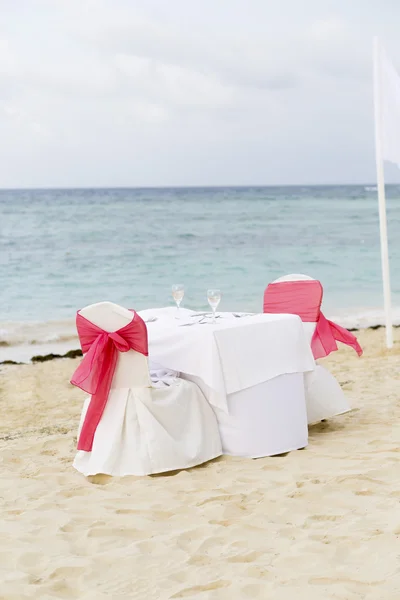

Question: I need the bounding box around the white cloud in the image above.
[0,38,16,74]
[309,17,348,41]
[114,53,235,109]
[0,0,399,186]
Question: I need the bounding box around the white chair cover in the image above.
[305,365,350,425]
[73,302,222,477]
[272,274,351,423]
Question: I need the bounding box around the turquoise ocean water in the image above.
[1,185,400,359]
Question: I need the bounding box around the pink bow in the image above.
[263,280,362,360]
[70,310,148,452]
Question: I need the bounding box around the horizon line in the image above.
[0,182,398,192]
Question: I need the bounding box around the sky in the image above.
[1,0,400,188]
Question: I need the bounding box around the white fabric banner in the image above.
[377,41,400,168]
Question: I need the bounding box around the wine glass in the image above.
[172,284,184,319]
[207,289,221,324]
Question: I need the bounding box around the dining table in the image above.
[138,306,315,458]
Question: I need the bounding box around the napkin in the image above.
[148,360,180,388]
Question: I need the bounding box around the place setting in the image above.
[169,285,256,326]
[188,292,222,325]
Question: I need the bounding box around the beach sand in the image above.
[1,327,400,599]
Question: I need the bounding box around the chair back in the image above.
[264,274,322,345]
[79,301,151,388]
[273,273,314,283]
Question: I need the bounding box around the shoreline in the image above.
[0,322,395,365]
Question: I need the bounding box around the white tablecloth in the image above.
[139,307,315,412]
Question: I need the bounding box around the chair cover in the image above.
[263,280,362,359]
[263,275,358,423]
[71,305,222,476]
[304,365,350,424]
[71,310,149,452]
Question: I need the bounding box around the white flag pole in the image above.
[373,37,393,349]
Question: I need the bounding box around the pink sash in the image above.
[263,280,362,360]
[70,310,148,452]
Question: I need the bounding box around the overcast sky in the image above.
[1,0,400,188]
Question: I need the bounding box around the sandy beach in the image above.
[1,327,399,599]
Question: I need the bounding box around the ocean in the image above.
[1,185,400,361]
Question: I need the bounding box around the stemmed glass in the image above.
[207,289,221,324]
[172,284,185,319]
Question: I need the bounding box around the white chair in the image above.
[270,274,350,424]
[73,302,222,477]
[273,274,316,345]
